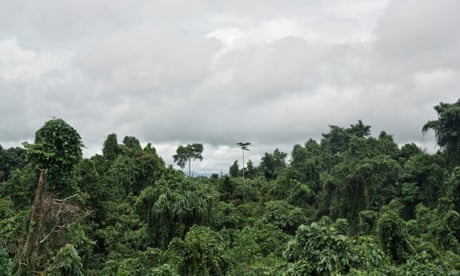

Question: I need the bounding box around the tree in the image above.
[173,143,203,177]
[259,149,287,180]
[0,146,27,182]
[122,136,142,154]
[346,120,371,138]
[229,160,239,177]
[226,222,288,274]
[24,118,83,196]
[47,244,84,276]
[289,139,321,185]
[135,178,216,248]
[175,226,227,275]
[399,153,446,216]
[102,133,120,160]
[285,222,352,275]
[377,209,411,263]
[423,99,460,167]
[237,142,251,179]
[245,160,256,179]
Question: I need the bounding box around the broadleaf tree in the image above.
[24,118,83,196]
[423,99,460,168]
[173,143,203,177]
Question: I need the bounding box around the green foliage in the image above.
[173,143,203,176]
[0,210,29,258]
[289,141,322,191]
[110,155,136,197]
[261,200,307,234]
[446,166,460,215]
[409,202,460,253]
[229,160,239,177]
[259,148,287,180]
[0,198,14,219]
[176,226,227,275]
[318,155,397,233]
[106,142,164,196]
[331,155,400,231]
[149,263,180,276]
[423,99,460,167]
[122,136,143,153]
[226,222,288,275]
[285,222,352,274]
[102,133,120,160]
[359,210,378,235]
[2,107,460,274]
[0,249,12,276]
[399,153,447,218]
[24,118,83,196]
[245,159,257,179]
[376,210,411,263]
[397,247,460,275]
[224,177,266,204]
[0,146,27,182]
[0,167,36,209]
[100,247,178,275]
[283,179,315,208]
[399,143,422,164]
[350,236,390,274]
[94,198,146,262]
[47,244,84,276]
[135,178,217,248]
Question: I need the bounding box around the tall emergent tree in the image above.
[102,133,120,160]
[24,118,84,196]
[173,143,203,176]
[237,142,251,179]
[229,160,239,177]
[16,118,84,274]
[423,99,460,167]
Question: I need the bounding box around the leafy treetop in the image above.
[24,118,83,196]
[423,99,460,167]
[173,143,204,176]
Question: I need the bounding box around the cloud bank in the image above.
[1,0,459,173]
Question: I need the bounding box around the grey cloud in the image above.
[375,0,460,60]
[372,0,460,83]
[1,0,458,173]
[76,26,220,93]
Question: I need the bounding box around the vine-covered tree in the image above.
[285,221,352,275]
[173,143,203,177]
[423,99,460,167]
[24,118,83,196]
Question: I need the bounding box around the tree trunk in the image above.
[16,169,47,274]
[242,150,245,179]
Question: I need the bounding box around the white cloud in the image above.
[0,38,73,82]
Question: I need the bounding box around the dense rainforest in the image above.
[1,99,460,275]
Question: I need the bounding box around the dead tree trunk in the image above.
[16,169,47,274]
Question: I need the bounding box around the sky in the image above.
[1,0,459,175]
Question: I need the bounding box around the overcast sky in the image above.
[1,0,459,175]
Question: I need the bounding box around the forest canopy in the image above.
[1,99,460,275]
